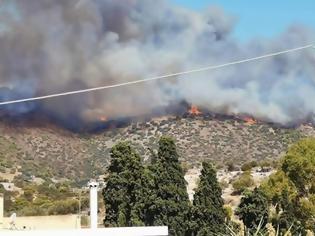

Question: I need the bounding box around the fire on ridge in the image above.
[188,105,202,116]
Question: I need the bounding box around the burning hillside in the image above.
[243,117,257,125]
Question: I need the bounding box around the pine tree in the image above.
[103,142,145,227]
[190,161,226,236]
[148,136,191,235]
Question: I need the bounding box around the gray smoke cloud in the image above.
[0,0,314,126]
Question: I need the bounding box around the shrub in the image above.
[241,161,257,171]
[48,199,79,215]
[232,171,254,194]
[220,180,229,189]
[223,205,233,221]
[181,161,190,174]
[20,206,47,216]
[226,161,238,171]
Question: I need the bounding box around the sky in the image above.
[172,0,315,41]
[1,1,314,41]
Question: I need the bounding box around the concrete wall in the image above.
[0,227,168,236]
[2,215,80,230]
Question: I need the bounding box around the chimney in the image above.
[0,193,3,229]
[88,181,98,229]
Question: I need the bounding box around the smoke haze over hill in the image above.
[0,0,314,128]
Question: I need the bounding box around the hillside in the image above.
[0,122,105,185]
[0,114,311,185]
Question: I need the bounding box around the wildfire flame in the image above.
[243,117,257,125]
[99,116,107,122]
[188,105,202,115]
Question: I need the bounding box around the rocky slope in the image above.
[0,114,311,185]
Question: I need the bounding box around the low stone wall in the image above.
[2,215,80,230]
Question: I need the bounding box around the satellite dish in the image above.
[10,213,16,223]
[9,213,17,230]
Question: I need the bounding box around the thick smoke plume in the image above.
[0,0,314,128]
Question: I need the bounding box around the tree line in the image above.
[102,137,315,235]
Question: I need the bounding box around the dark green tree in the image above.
[103,142,145,227]
[148,136,191,236]
[137,166,158,226]
[236,188,269,231]
[190,161,226,236]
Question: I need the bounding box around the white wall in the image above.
[0,227,168,236]
[2,215,80,230]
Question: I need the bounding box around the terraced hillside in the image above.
[0,115,311,185]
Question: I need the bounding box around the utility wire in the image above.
[0,43,314,106]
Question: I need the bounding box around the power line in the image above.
[0,43,313,106]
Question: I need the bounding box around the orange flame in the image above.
[188,105,202,115]
[243,117,256,125]
[99,116,107,122]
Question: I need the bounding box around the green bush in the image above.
[23,187,35,202]
[226,161,238,171]
[241,161,258,171]
[232,171,254,194]
[20,206,47,216]
[0,166,6,173]
[11,197,30,212]
[48,199,79,215]
[220,180,229,189]
[223,205,233,221]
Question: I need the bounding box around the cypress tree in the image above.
[190,161,226,236]
[148,136,191,235]
[103,142,145,227]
